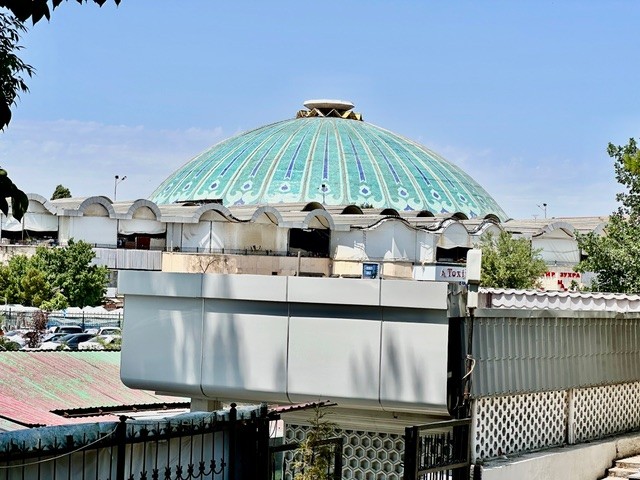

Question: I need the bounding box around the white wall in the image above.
[532,230,580,265]
[59,217,117,246]
[364,222,417,261]
[331,230,368,261]
[479,433,640,480]
[224,223,283,252]
[120,272,451,414]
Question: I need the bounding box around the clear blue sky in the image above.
[1,0,639,219]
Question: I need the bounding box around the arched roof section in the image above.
[77,196,116,218]
[380,208,400,217]
[303,209,335,230]
[473,222,503,240]
[194,203,235,223]
[592,222,607,236]
[125,199,162,221]
[417,210,435,218]
[250,206,284,225]
[438,221,471,249]
[302,202,325,212]
[536,221,576,238]
[341,205,363,215]
[483,213,501,223]
[26,193,57,215]
[451,212,469,221]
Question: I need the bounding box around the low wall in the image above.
[161,251,330,276]
[481,431,640,480]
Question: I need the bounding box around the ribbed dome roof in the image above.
[150,103,507,220]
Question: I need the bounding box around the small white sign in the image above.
[436,265,466,282]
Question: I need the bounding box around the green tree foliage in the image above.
[478,231,547,289]
[293,405,338,480]
[0,11,33,130]
[1,3,121,219]
[51,184,71,200]
[0,240,108,308]
[0,336,20,351]
[0,1,121,130]
[35,239,109,307]
[1,1,122,26]
[0,13,30,220]
[576,138,640,293]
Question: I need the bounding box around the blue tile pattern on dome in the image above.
[150,117,507,220]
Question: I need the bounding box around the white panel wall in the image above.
[118,218,166,235]
[379,319,449,411]
[201,300,290,403]
[166,223,182,251]
[181,222,219,251]
[224,223,281,252]
[416,230,437,264]
[65,217,117,246]
[331,230,367,260]
[121,295,204,396]
[439,222,471,248]
[120,272,451,414]
[532,236,580,264]
[287,314,382,407]
[364,222,417,261]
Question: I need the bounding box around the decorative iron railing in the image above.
[403,418,471,480]
[0,404,271,480]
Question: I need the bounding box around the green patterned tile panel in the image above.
[150,117,507,220]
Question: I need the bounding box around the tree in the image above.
[0,12,33,221]
[576,138,640,293]
[35,239,109,307]
[0,2,122,220]
[0,11,33,131]
[1,1,122,26]
[478,231,547,289]
[0,239,108,308]
[0,1,122,130]
[293,405,338,480]
[51,184,71,200]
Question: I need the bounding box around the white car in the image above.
[78,334,121,351]
[84,327,122,336]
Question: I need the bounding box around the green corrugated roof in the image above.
[0,352,187,428]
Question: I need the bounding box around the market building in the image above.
[0,99,630,479]
[0,101,606,289]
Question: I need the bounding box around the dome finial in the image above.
[297,99,362,121]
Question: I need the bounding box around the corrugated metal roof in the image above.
[0,351,187,428]
[479,287,640,312]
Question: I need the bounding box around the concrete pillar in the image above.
[190,398,222,412]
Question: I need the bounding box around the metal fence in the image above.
[1,310,123,332]
[403,419,471,480]
[0,404,271,480]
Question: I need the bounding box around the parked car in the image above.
[41,332,71,343]
[78,334,121,351]
[49,325,83,335]
[39,333,95,351]
[84,327,121,336]
[4,330,29,347]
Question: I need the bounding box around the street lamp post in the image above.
[114,175,127,201]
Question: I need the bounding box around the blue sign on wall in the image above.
[363,263,379,279]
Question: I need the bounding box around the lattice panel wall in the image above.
[472,391,567,461]
[571,382,640,443]
[285,425,404,480]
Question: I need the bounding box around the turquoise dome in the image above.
[150,106,507,220]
